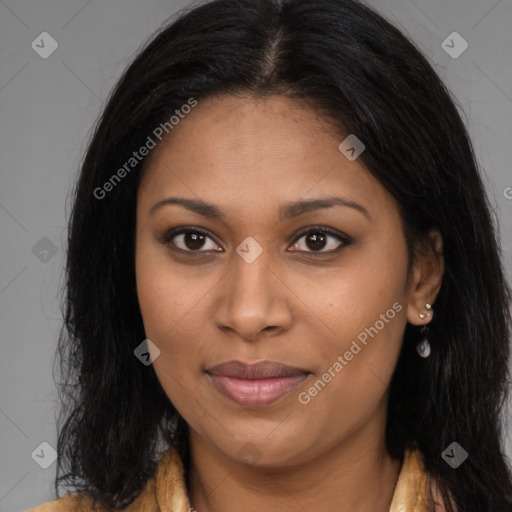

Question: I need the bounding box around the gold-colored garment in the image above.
[29,446,450,511]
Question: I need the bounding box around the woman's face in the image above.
[135,94,430,467]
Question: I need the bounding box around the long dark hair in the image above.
[54,0,512,510]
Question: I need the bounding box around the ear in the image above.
[406,228,444,326]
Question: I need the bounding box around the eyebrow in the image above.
[149,196,370,221]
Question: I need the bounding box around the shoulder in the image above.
[429,476,457,512]
[389,447,457,512]
[28,492,103,512]
[27,448,175,512]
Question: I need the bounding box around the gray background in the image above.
[0,0,511,510]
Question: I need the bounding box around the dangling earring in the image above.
[416,325,431,358]
[416,303,433,358]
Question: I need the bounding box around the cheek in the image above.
[136,269,204,419]
[297,294,407,447]
[301,232,409,407]
[313,240,408,354]
[136,274,202,366]
[311,293,406,398]
[135,239,215,407]
[135,233,204,339]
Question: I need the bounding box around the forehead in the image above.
[137,95,391,219]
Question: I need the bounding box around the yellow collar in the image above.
[126,446,444,512]
[30,446,450,511]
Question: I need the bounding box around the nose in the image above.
[214,248,294,342]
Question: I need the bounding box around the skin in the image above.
[135,94,444,512]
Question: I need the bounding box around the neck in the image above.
[186,409,402,512]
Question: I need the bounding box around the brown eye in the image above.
[163,228,222,252]
[304,232,328,251]
[289,228,350,254]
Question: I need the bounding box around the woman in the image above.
[30,0,512,511]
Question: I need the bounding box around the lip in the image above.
[205,360,310,407]
[206,360,309,379]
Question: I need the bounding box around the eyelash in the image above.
[159,225,351,257]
